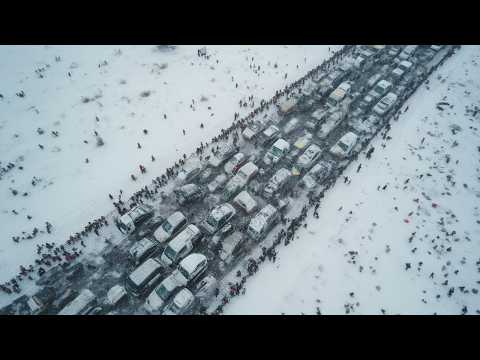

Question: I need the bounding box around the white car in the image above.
[247,204,279,241]
[106,285,127,307]
[193,275,217,304]
[264,168,292,198]
[283,117,300,134]
[223,162,259,200]
[263,138,290,166]
[153,211,187,244]
[233,190,258,214]
[329,132,359,159]
[316,111,343,140]
[398,60,413,72]
[292,143,322,175]
[201,203,236,235]
[368,79,392,99]
[219,232,246,264]
[163,288,195,315]
[160,224,203,266]
[373,92,398,116]
[224,152,247,175]
[172,253,208,287]
[293,131,313,150]
[207,173,228,193]
[144,273,183,313]
[301,161,334,189]
[129,237,161,265]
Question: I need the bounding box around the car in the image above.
[174,184,206,205]
[277,97,298,115]
[431,45,442,52]
[162,288,196,315]
[247,204,279,241]
[210,223,235,247]
[305,109,328,130]
[115,204,154,235]
[388,45,402,57]
[390,67,404,82]
[105,285,127,307]
[208,144,239,168]
[398,60,413,72]
[192,275,217,305]
[300,160,334,189]
[258,125,281,147]
[159,225,203,267]
[293,131,314,151]
[316,111,343,140]
[144,273,183,313]
[292,143,322,176]
[58,289,97,315]
[368,80,392,100]
[198,168,214,184]
[125,258,167,297]
[27,286,56,315]
[207,173,228,193]
[282,117,300,135]
[135,215,165,240]
[399,45,418,60]
[233,190,258,214]
[222,162,259,200]
[327,82,351,108]
[172,253,209,287]
[242,118,269,140]
[263,138,290,166]
[366,73,382,88]
[224,152,248,175]
[264,168,292,198]
[129,237,161,265]
[329,132,359,159]
[200,203,236,235]
[218,232,246,265]
[153,211,187,244]
[177,166,202,184]
[373,92,398,116]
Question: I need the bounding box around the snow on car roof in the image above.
[177,184,199,196]
[382,92,398,105]
[179,253,206,275]
[263,125,279,137]
[271,168,291,184]
[129,258,161,286]
[392,68,404,76]
[160,273,181,292]
[294,132,313,149]
[210,203,235,222]
[107,285,126,305]
[238,162,258,178]
[233,191,257,212]
[221,232,244,254]
[338,132,358,147]
[376,80,392,89]
[249,205,277,232]
[166,211,186,226]
[278,97,298,113]
[172,288,194,308]
[58,289,95,315]
[272,138,290,151]
[399,60,412,69]
[311,109,328,121]
[338,82,351,92]
[168,225,200,252]
[130,237,156,256]
[298,144,322,164]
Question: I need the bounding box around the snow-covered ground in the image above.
[224,45,480,315]
[0,45,340,291]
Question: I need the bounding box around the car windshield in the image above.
[179,266,190,280]
[338,141,349,151]
[155,284,170,301]
[206,215,218,228]
[164,246,177,261]
[118,222,129,233]
[374,85,385,94]
[162,221,173,233]
[271,146,283,157]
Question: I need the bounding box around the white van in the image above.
[247,204,279,241]
[153,211,187,244]
[58,289,96,315]
[160,225,203,266]
[329,132,359,159]
[263,138,290,165]
[125,258,167,297]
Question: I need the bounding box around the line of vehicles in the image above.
[4,45,453,316]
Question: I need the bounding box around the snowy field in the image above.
[224,45,480,315]
[0,45,340,299]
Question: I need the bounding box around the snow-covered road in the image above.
[224,45,480,315]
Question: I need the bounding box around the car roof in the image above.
[238,162,258,177]
[166,211,186,226]
[167,225,200,251]
[210,203,235,221]
[173,288,194,308]
[249,205,277,232]
[234,191,257,210]
[129,258,162,286]
[272,138,290,150]
[339,132,358,145]
[179,253,207,275]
